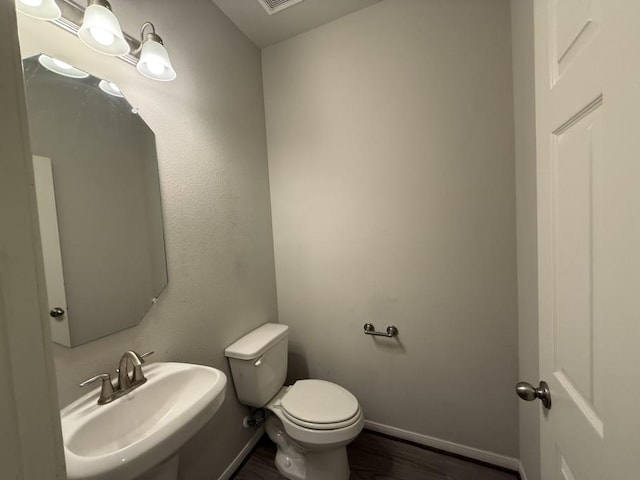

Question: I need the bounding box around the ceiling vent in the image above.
[257,0,304,15]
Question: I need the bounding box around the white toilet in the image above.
[225,323,364,480]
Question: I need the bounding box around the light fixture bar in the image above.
[52,0,140,66]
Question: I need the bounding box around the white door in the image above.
[33,155,72,347]
[534,0,640,478]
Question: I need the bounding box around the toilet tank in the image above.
[224,323,289,407]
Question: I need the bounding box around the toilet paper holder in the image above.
[363,323,399,338]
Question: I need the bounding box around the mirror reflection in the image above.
[22,54,168,347]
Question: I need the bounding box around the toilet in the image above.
[225,323,364,480]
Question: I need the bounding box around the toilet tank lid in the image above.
[224,323,289,360]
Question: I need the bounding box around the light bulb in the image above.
[77,2,128,55]
[136,25,176,81]
[52,58,72,70]
[16,0,61,20]
[90,27,115,46]
[145,61,165,75]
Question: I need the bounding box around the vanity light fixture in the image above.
[16,0,61,21]
[38,54,89,78]
[98,79,124,97]
[135,22,176,82]
[17,0,177,81]
[77,0,129,56]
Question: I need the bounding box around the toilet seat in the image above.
[266,382,365,448]
[280,380,361,430]
[282,406,362,430]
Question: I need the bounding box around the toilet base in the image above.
[266,416,351,480]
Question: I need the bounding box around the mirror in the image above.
[22,54,168,347]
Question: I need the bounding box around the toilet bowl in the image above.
[225,323,364,480]
[264,382,364,480]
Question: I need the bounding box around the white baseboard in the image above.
[364,420,520,472]
[218,426,265,480]
[518,461,529,480]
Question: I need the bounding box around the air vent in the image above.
[257,0,304,16]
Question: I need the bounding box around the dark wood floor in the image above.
[232,430,519,480]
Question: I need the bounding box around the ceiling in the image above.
[211,0,383,48]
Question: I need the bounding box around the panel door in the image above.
[534,1,640,478]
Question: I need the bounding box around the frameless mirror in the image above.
[22,54,168,347]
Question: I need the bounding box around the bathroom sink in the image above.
[61,362,227,480]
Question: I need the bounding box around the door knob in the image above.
[516,381,551,409]
[49,307,65,318]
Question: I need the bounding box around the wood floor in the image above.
[231,430,520,480]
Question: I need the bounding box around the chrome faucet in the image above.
[80,350,154,404]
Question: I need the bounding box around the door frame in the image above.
[0,1,65,478]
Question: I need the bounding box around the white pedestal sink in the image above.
[61,362,227,480]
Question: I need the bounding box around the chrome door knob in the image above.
[516,381,552,409]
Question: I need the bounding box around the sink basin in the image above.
[61,362,227,480]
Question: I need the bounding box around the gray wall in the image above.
[511,0,540,478]
[17,0,277,478]
[263,0,519,458]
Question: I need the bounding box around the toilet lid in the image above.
[281,379,360,427]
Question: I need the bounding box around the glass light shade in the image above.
[16,0,61,20]
[78,3,129,56]
[98,79,124,97]
[136,40,176,81]
[38,54,89,78]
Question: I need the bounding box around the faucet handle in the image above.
[80,373,115,405]
[139,350,154,361]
